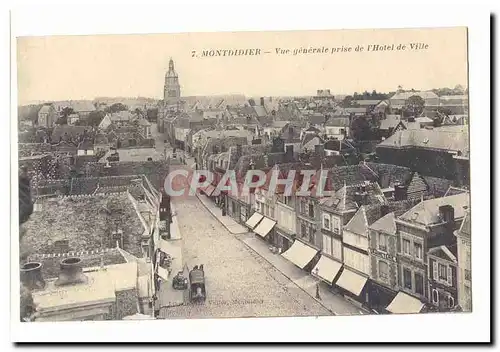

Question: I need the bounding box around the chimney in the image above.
[354,191,368,205]
[394,184,408,201]
[54,257,88,287]
[260,97,265,107]
[439,205,455,225]
[20,262,45,290]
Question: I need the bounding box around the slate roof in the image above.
[27,248,128,279]
[379,115,403,130]
[399,192,469,226]
[378,129,469,154]
[22,193,146,258]
[253,105,268,117]
[309,113,326,125]
[320,181,386,212]
[428,245,458,263]
[346,199,421,234]
[423,176,456,197]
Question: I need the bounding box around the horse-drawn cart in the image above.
[189,265,206,302]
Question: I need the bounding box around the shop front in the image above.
[335,268,369,307]
[282,239,320,272]
[253,216,277,244]
[366,280,398,313]
[311,255,343,286]
[385,291,425,314]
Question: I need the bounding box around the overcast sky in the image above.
[17,27,468,105]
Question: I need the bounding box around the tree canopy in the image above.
[403,95,425,117]
[105,103,128,114]
[350,116,372,141]
[87,111,106,126]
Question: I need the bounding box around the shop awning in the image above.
[254,217,276,237]
[386,291,424,314]
[312,256,342,284]
[336,268,368,296]
[282,240,319,269]
[245,212,264,229]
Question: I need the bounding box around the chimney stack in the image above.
[260,97,265,107]
[20,262,45,290]
[439,205,455,225]
[54,257,88,287]
[394,183,408,201]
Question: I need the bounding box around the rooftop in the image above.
[390,91,439,101]
[378,129,469,155]
[399,192,470,226]
[22,193,147,257]
[99,148,164,163]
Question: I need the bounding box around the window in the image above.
[322,214,331,230]
[378,233,388,252]
[322,234,332,256]
[283,196,292,206]
[432,289,439,304]
[448,295,455,308]
[332,217,340,234]
[414,243,423,259]
[438,264,448,281]
[308,203,315,218]
[402,239,411,255]
[465,269,471,281]
[301,223,307,238]
[403,268,412,290]
[378,260,389,281]
[415,272,424,295]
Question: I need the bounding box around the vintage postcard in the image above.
[14,24,476,338]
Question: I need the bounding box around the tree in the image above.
[350,116,372,141]
[340,95,354,108]
[87,111,106,127]
[403,95,425,117]
[105,103,128,114]
[56,106,74,125]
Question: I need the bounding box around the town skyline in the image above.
[17,27,468,106]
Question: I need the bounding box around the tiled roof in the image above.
[27,247,128,279]
[368,199,421,234]
[320,181,386,212]
[78,140,94,150]
[379,115,402,130]
[22,193,147,258]
[378,129,469,154]
[363,162,413,188]
[423,176,455,197]
[399,192,470,226]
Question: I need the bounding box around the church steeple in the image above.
[164,57,181,107]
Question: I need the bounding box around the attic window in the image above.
[411,212,419,220]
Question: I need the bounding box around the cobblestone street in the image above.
[160,193,331,319]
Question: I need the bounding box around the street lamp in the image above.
[314,268,321,300]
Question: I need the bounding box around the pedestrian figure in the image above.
[154,273,160,292]
[315,282,321,300]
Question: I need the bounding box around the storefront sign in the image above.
[370,248,397,262]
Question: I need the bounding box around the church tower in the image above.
[164,58,181,106]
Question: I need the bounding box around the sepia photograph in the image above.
[9,5,491,343]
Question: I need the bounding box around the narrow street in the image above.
[161,191,332,319]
